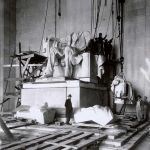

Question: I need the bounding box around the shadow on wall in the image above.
[140,58,150,83]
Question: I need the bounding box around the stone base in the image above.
[21,80,109,116]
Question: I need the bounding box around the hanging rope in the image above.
[55,0,57,37]
[120,0,125,60]
[98,1,105,30]
[116,0,125,72]
[112,0,118,40]
[94,0,102,38]
[58,0,61,17]
[91,0,94,34]
[105,2,112,36]
[39,0,49,53]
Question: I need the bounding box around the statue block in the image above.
[51,52,98,83]
[21,80,108,118]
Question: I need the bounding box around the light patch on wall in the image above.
[140,58,150,83]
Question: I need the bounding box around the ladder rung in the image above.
[3,95,19,99]
[4,93,20,99]
[4,78,24,81]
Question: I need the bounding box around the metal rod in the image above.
[19,42,22,78]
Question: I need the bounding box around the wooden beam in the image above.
[0,115,15,141]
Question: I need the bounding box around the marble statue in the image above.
[41,32,91,78]
[41,31,106,80]
[64,33,83,77]
[42,38,64,77]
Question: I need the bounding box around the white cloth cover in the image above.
[97,55,106,78]
[111,75,134,104]
[74,105,113,126]
[15,106,44,124]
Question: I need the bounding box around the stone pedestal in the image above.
[21,80,108,117]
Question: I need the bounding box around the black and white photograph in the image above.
[0,0,150,149]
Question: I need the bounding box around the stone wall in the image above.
[124,0,150,100]
[16,0,114,51]
[3,0,16,111]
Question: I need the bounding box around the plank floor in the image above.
[0,115,149,150]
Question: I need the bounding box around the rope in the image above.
[116,0,125,72]
[120,0,124,59]
[105,2,112,36]
[55,0,57,37]
[91,0,94,34]
[112,0,115,39]
[39,0,49,53]
[58,0,61,17]
[98,1,105,29]
[94,0,102,38]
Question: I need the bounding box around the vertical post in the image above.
[18,42,22,78]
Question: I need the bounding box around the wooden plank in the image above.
[3,95,19,99]
[71,132,94,140]
[22,57,31,75]
[60,132,95,145]
[20,54,34,60]
[1,130,69,150]
[99,129,149,150]
[99,144,119,150]
[30,132,84,150]
[75,135,106,149]
[3,64,43,67]
[48,124,104,134]
[25,141,76,150]
[5,132,70,150]
[51,131,84,143]
[103,128,127,140]
[108,131,125,140]
[43,145,63,150]
[33,133,102,150]
[102,132,133,147]
[102,121,150,147]
[120,121,140,128]
[27,145,63,150]
[2,118,17,123]
[0,116,15,142]
[73,122,117,129]
[8,122,34,129]
[72,122,101,128]
[121,130,149,150]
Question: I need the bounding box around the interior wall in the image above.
[0,0,4,104]
[16,0,91,51]
[124,0,150,101]
[16,0,114,52]
[3,0,16,111]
